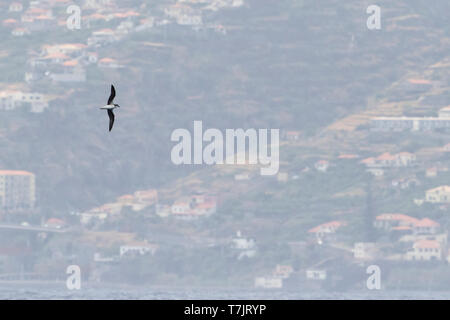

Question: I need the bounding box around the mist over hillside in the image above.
[0,0,448,214]
[1,0,450,292]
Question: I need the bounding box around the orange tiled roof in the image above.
[63,59,78,67]
[3,19,17,24]
[308,221,345,233]
[361,157,375,164]
[85,13,107,20]
[0,170,33,176]
[414,218,439,228]
[99,57,116,63]
[427,185,450,193]
[35,15,52,20]
[391,226,412,231]
[46,218,65,225]
[118,194,134,200]
[408,78,432,85]
[375,213,419,223]
[43,52,69,60]
[196,201,216,209]
[338,154,359,159]
[397,152,414,157]
[377,152,396,161]
[96,28,114,33]
[28,8,47,14]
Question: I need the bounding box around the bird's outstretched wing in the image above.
[107,109,115,132]
[107,85,116,105]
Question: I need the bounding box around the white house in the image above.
[0,91,48,113]
[80,211,107,225]
[353,242,376,260]
[12,28,29,37]
[361,152,416,168]
[42,43,87,56]
[443,143,450,152]
[120,242,158,257]
[306,269,327,280]
[231,231,255,250]
[88,29,117,46]
[308,221,345,242]
[425,186,450,203]
[171,201,191,215]
[98,57,123,69]
[49,67,86,83]
[9,2,23,12]
[170,195,217,219]
[177,14,202,26]
[155,204,171,217]
[273,265,293,279]
[367,168,384,177]
[231,231,256,259]
[254,277,282,289]
[315,160,330,172]
[412,218,440,235]
[405,240,442,261]
[438,106,450,118]
[83,0,113,10]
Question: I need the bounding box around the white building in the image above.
[315,160,330,172]
[371,106,450,132]
[88,29,117,46]
[254,277,282,289]
[0,170,36,211]
[439,106,450,118]
[425,186,450,203]
[353,242,376,260]
[49,68,86,83]
[231,231,256,259]
[120,242,158,257]
[12,28,30,37]
[177,14,202,26]
[405,240,442,261]
[9,2,23,12]
[306,269,327,280]
[80,211,107,225]
[0,91,48,113]
[273,265,293,279]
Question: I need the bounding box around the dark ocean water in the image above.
[1,284,450,299]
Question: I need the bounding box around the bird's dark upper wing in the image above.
[107,109,115,132]
[107,85,116,105]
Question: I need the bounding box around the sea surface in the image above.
[0,284,450,299]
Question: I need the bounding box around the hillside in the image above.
[0,0,450,290]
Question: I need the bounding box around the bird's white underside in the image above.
[100,105,116,110]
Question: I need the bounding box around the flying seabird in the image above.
[100,84,120,131]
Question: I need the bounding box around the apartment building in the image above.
[0,170,35,211]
